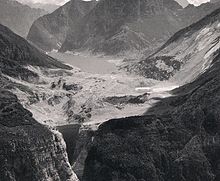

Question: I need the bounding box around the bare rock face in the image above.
[0,0,46,37]
[0,89,79,181]
[27,0,97,52]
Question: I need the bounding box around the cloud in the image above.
[187,0,210,6]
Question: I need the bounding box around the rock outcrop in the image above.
[0,89,79,181]
[0,0,46,37]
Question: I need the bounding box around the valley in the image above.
[6,51,180,180]
[11,52,171,130]
[1,0,220,181]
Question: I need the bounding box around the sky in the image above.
[17,0,211,6]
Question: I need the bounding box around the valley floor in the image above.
[9,52,178,130]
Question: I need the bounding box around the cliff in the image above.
[0,89,79,181]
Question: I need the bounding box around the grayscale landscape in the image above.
[0,0,220,181]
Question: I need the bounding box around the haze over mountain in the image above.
[0,0,47,37]
[20,1,60,12]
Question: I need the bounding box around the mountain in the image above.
[27,0,97,52]
[0,0,47,37]
[0,24,71,81]
[126,6,220,83]
[28,0,220,57]
[19,1,60,13]
[82,8,220,181]
[60,0,184,56]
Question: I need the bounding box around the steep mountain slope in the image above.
[126,7,220,83]
[27,0,97,51]
[0,89,79,181]
[0,0,46,37]
[0,24,71,75]
[82,11,220,181]
[60,0,184,56]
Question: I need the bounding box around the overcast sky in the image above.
[17,0,211,6]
